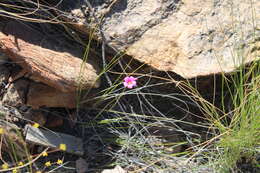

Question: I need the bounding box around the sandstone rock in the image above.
[27,82,76,108]
[65,0,260,78]
[2,79,29,107]
[2,78,78,108]
[0,31,100,92]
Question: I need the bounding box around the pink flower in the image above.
[123,76,137,89]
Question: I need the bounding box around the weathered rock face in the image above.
[0,63,77,108]
[27,82,76,109]
[68,0,259,78]
[0,31,101,92]
[0,21,99,109]
[125,0,260,78]
[1,78,77,108]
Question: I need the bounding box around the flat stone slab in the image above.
[25,125,83,155]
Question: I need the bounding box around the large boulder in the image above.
[66,0,259,78]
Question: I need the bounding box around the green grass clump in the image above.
[193,58,260,172]
[216,61,260,172]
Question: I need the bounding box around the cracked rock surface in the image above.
[65,0,259,78]
[0,64,77,109]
